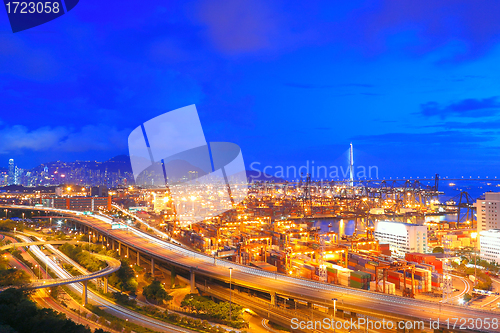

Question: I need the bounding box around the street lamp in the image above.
[88,232,91,250]
[332,298,337,332]
[229,267,233,323]
[471,232,478,286]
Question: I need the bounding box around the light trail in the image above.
[6,205,500,332]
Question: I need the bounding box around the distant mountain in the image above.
[8,155,285,186]
[107,155,132,163]
[30,155,133,174]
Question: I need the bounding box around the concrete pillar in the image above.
[103,276,108,294]
[270,293,276,306]
[126,246,129,258]
[111,240,115,250]
[151,257,154,275]
[118,242,121,256]
[136,251,140,266]
[170,266,176,288]
[190,268,196,293]
[82,280,88,306]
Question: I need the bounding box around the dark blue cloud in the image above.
[353,130,495,144]
[420,97,500,118]
[284,83,374,89]
[427,119,500,130]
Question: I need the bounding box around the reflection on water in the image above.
[312,213,467,238]
[310,219,356,236]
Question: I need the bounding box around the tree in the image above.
[50,286,62,301]
[0,268,30,287]
[180,294,245,327]
[0,288,93,333]
[112,292,137,307]
[108,258,137,292]
[463,293,472,303]
[142,279,172,304]
[432,247,444,254]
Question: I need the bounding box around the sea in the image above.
[312,179,498,236]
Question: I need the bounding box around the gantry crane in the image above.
[375,262,415,298]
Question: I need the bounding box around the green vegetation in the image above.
[50,286,62,301]
[0,288,105,333]
[59,244,106,272]
[132,264,144,273]
[46,231,71,241]
[59,243,137,293]
[112,292,137,307]
[181,294,247,329]
[0,220,23,232]
[142,279,172,304]
[463,293,472,303]
[143,272,153,283]
[61,263,244,333]
[108,258,137,293]
[432,247,444,253]
[475,258,499,273]
[0,253,30,287]
[9,248,36,275]
[452,262,493,290]
[0,268,30,287]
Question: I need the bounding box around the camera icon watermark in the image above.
[128,105,248,224]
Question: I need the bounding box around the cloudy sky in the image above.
[1,0,500,179]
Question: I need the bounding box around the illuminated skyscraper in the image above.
[8,159,15,185]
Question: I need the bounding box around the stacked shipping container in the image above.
[350,271,371,290]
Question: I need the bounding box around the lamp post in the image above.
[471,232,478,286]
[229,267,233,323]
[332,298,337,332]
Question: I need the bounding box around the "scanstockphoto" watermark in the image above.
[291,318,424,331]
[250,161,379,180]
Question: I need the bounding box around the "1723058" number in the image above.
[5,2,60,14]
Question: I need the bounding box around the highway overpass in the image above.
[3,205,499,333]
[0,234,120,304]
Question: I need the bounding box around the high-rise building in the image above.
[14,166,22,185]
[90,185,108,197]
[479,229,500,265]
[475,192,500,233]
[8,159,15,185]
[374,221,428,256]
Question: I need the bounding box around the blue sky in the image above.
[1,0,500,179]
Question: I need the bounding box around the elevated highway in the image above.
[0,234,120,302]
[7,233,204,333]
[3,205,499,332]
